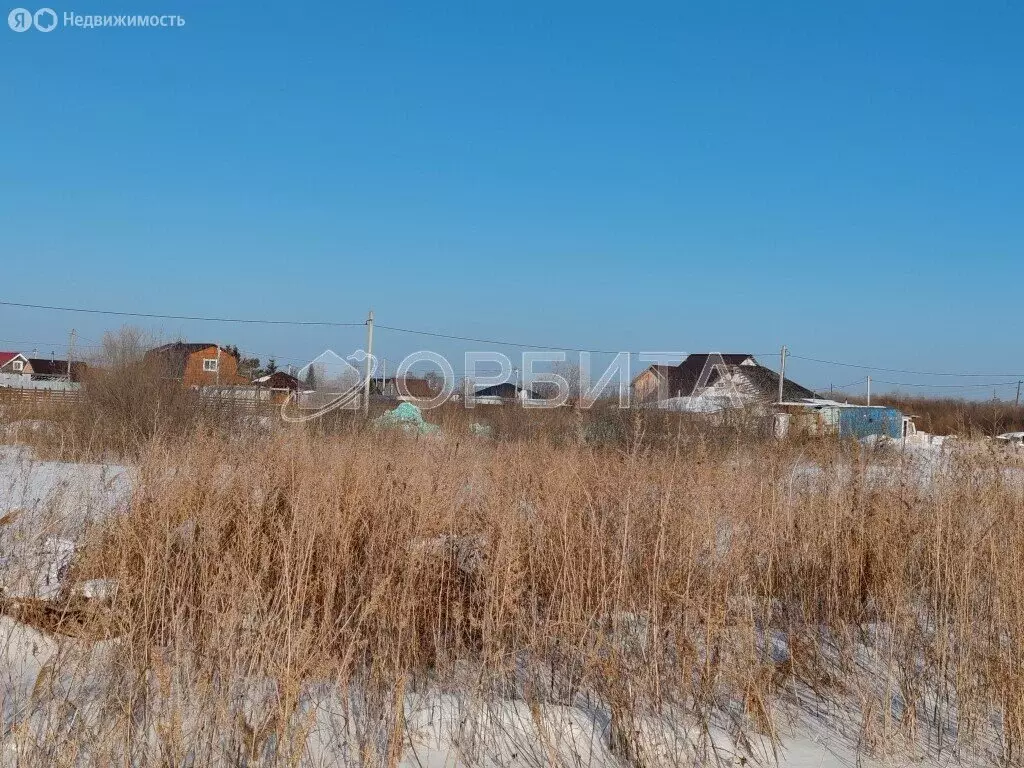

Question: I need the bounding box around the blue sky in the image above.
[2,2,1022,395]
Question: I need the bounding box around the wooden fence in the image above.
[0,387,82,405]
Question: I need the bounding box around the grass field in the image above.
[1,374,1023,765]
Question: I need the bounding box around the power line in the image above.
[821,377,868,392]
[874,379,1020,390]
[375,324,644,354]
[0,339,103,350]
[3,298,1020,379]
[0,301,364,327]
[789,353,1024,379]
[1,300,647,354]
[811,377,1018,393]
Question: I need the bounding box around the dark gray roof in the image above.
[474,382,540,399]
[636,354,815,403]
[642,354,756,398]
[147,342,221,355]
[254,371,301,389]
[710,364,816,402]
[27,358,87,381]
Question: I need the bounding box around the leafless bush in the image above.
[872,393,1024,437]
[59,327,226,457]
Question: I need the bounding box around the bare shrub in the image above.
[66,327,220,457]
[852,392,1024,437]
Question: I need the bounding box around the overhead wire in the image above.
[0,301,364,327]
[789,353,1024,379]
[3,299,1022,382]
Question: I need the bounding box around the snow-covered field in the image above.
[0,444,129,600]
[0,439,1010,766]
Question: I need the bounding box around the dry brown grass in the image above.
[859,393,1024,438]
[32,421,1015,765]
[3,378,1024,764]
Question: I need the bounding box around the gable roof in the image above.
[0,352,27,367]
[144,342,234,378]
[146,342,227,356]
[638,354,756,398]
[709,364,817,402]
[253,371,301,389]
[27,358,87,381]
[474,382,541,399]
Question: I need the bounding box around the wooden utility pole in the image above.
[363,310,374,415]
[778,345,787,403]
[1016,380,1021,409]
[66,329,76,380]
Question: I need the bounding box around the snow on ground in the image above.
[0,445,129,600]
[654,392,759,413]
[0,634,993,767]
[785,431,968,491]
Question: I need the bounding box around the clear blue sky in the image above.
[2,2,1021,395]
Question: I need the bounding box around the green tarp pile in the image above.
[373,402,440,435]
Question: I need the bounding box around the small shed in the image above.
[777,401,905,440]
[252,371,302,404]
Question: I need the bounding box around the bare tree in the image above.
[93,326,151,371]
[423,370,444,393]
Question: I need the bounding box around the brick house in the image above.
[144,342,248,388]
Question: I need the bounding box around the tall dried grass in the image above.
[859,393,1024,438]
[39,422,1020,765]
[2,359,1023,763]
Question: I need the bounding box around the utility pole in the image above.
[1016,380,1021,409]
[66,329,76,381]
[216,344,221,386]
[778,345,788,403]
[363,310,374,415]
[867,376,872,406]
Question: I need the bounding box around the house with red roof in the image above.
[0,353,31,375]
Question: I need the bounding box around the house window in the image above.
[203,358,219,372]
[11,360,23,372]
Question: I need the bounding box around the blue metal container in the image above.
[835,406,903,440]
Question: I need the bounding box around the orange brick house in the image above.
[144,342,249,388]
